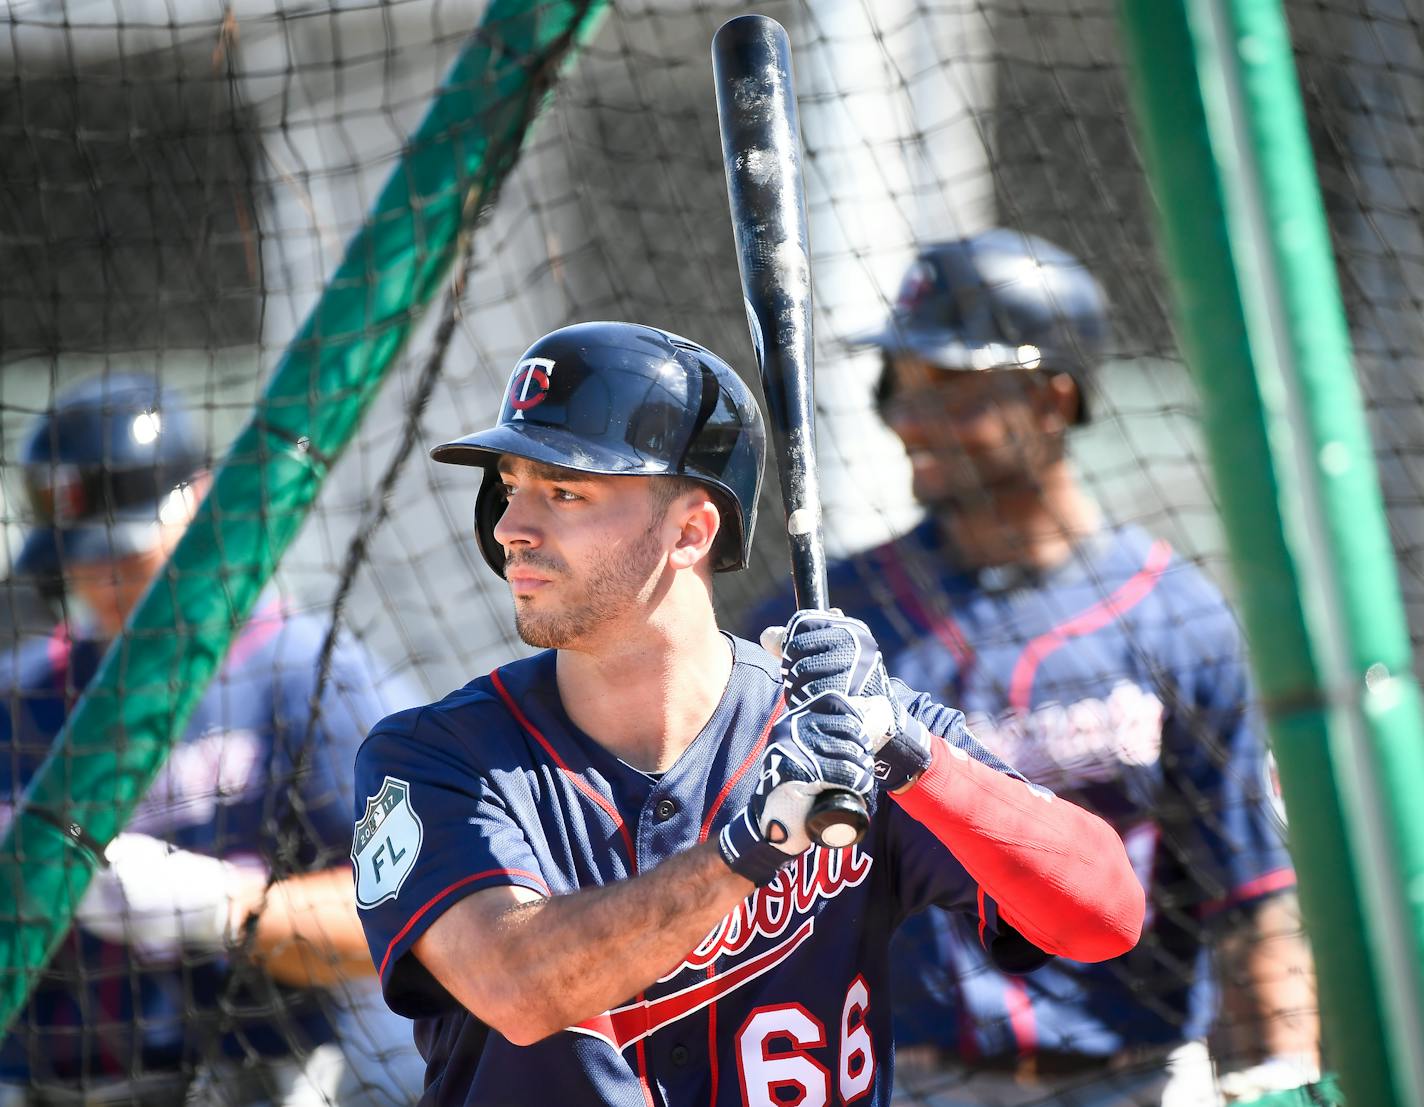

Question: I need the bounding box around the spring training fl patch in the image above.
[353,776,424,909]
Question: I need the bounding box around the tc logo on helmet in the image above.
[507,357,557,420]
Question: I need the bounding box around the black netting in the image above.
[0,0,1407,1102]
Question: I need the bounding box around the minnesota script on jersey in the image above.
[748,523,1293,1061]
[354,636,1049,1106]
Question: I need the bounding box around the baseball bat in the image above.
[712,14,869,850]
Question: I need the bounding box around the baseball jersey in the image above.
[0,598,406,1084]
[354,634,1051,1107]
[745,521,1293,1060]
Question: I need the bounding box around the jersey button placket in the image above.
[654,798,677,821]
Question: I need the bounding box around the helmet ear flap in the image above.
[474,468,509,578]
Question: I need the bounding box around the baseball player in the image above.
[0,374,422,1105]
[744,230,1323,1106]
[352,320,1145,1106]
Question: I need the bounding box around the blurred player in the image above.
[0,374,423,1105]
[745,230,1323,1106]
[352,320,1145,1105]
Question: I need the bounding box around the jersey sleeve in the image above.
[886,681,1052,974]
[353,713,551,1018]
[1163,620,1295,924]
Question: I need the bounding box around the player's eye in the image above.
[552,487,583,503]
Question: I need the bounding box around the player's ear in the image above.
[1038,372,1077,433]
[667,494,719,572]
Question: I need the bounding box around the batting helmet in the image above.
[14,373,206,580]
[861,229,1109,423]
[431,321,766,576]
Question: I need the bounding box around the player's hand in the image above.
[1216,1054,1322,1104]
[762,610,932,791]
[74,833,256,963]
[717,691,876,886]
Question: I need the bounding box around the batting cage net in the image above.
[0,0,1414,1103]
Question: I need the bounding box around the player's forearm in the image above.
[1215,893,1320,1065]
[892,739,1144,961]
[233,867,375,987]
[423,841,754,1045]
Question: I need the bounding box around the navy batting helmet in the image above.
[431,321,766,575]
[861,229,1109,423]
[14,373,206,580]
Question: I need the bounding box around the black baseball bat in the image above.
[712,14,869,849]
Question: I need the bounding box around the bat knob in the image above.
[805,789,870,848]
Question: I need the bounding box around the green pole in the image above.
[0,0,607,1036]
[1118,1,1424,1104]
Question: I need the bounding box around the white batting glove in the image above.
[74,833,251,963]
[1216,1054,1321,1103]
[1158,1041,1223,1107]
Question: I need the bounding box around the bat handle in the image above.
[806,791,870,848]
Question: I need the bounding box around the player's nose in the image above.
[492,490,542,551]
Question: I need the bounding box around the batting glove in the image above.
[718,691,877,886]
[1217,1054,1322,1104]
[762,610,933,792]
[1157,1041,1223,1107]
[74,833,255,964]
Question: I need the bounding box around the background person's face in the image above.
[59,477,206,638]
[881,357,1066,509]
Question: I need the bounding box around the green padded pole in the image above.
[1118,1,1424,1104]
[0,0,607,1035]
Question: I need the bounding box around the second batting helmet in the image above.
[431,321,766,575]
[15,373,206,581]
[861,229,1109,423]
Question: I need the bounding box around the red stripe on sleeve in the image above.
[893,741,1144,963]
[378,867,550,980]
[1008,539,1172,710]
[1199,867,1296,918]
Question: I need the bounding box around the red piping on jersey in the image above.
[490,667,654,1106]
[1005,976,1037,1056]
[705,966,719,1107]
[699,699,785,843]
[377,867,550,980]
[46,623,72,676]
[1199,866,1296,918]
[977,887,989,950]
[697,697,782,1107]
[1007,539,1173,711]
[878,544,975,667]
[223,597,285,674]
[490,667,638,869]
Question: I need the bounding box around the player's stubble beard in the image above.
[508,515,665,650]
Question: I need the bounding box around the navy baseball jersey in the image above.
[0,598,406,1083]
[745,521,1292,1060]
[354,635,1051,1106]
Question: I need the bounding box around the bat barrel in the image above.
[712,14,827,611]
[715,15,866,850]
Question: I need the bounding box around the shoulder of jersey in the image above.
[358,653,549,756]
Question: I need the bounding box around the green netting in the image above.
[0,0,1419,1102]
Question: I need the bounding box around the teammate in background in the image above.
[0,374,424,1105]
[744,230,1322,1106]
[352,320,1144,1106]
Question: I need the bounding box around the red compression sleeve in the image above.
[892,739,1145,963]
